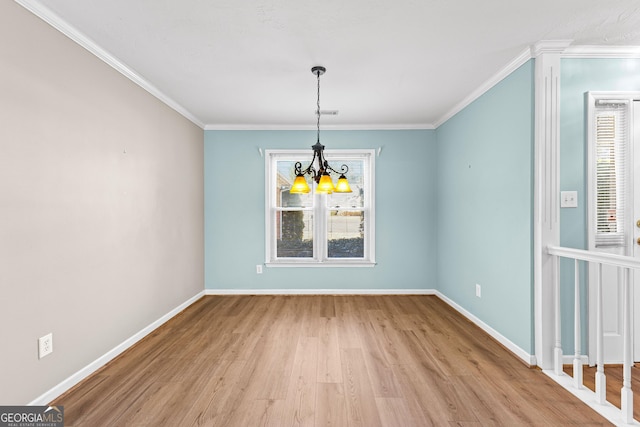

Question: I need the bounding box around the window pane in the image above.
[593,107,627,248]
[276,210,313,258]
[327,159,365,208]
[596,115,618,233]
[327,210,364,258]
[266,149,374,265]
[276,160,313,207]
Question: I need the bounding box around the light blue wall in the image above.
[204,130,437,290]
[559,58,640,353]
[435,60,535,353]
[560,58,640,250]
[203,57,640,357]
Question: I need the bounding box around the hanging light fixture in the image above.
[289,66,352,194]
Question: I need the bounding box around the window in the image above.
[589,97,630,248]
[265,149,375,267]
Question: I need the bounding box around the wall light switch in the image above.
[561,191,578,208]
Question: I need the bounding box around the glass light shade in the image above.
[334,174,352,193]
[289,174,310,194]
[316,173,334,194]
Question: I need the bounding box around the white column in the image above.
[533,40,572,369]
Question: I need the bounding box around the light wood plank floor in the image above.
[52,295,612,426]
[564,363,640,421]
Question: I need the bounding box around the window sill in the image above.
[265,261,376,268]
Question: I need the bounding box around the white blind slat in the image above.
[594,104,628,248]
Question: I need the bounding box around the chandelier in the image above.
[289,66,351,194]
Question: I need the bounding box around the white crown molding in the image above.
[531,39,573,57]
[562,45,640,58]
[205,41,640,132]
[203,123,435,131]
[433,46,533,129]
[15,0,205,129]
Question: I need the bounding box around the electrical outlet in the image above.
[475,284,481,298]
[39,333,53,359]
[256,264,263,274]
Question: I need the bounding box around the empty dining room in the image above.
[4,0,640,425]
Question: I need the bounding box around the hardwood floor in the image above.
[52,295,612,426]
[564,363,640,421]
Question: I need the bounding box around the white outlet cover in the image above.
[38,333,53,359]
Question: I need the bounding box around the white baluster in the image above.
[574,259,583,389]
[554,254,563,375]
[621,268,633,423]
[594,263,606,404]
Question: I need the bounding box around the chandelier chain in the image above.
[289,66,351,194]
[316,70,321,143]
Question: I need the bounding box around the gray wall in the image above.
[0,2,204,404]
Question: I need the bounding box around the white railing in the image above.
[547,245,640,425]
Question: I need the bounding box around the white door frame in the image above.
[586,91,640,364]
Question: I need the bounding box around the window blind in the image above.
[594,102,629,248]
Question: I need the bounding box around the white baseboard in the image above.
[30,287,534,404]
[28,291,205,405]
[435,291,537,366]
[205,288,437,295]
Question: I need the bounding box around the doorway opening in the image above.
[587,92,640,364]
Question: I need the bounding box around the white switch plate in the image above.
[561,191,578,208]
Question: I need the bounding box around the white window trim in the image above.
[587,92,638,252]
[265,149,376,267]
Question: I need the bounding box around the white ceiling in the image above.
[20,0,640,128]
